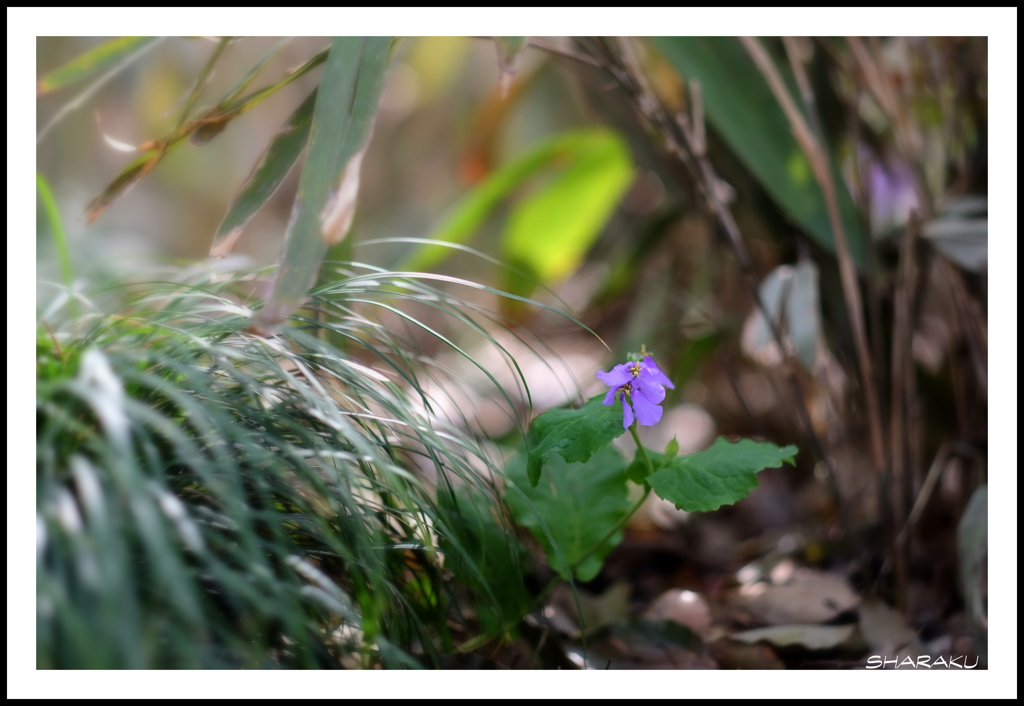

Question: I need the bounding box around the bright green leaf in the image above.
[647,437,798,512]
[651,37,867,270]
[502,129,633,283]
[400,128,632,276]
[526,394,626,488]
[507,446,631,581]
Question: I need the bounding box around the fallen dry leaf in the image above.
[730,623,857,651]
[725,567,859,624]
[642,588,714,637]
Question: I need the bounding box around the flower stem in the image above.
[630,423,653,475]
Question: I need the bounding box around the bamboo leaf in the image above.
[254,37,392,332]
[191,42,324,146]
[210,88,317,258]
[85,149,165,224]
[219,38,291,108]
[176,36,234,131]
[37,36,159,95]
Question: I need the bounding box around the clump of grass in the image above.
[36,265,537,668]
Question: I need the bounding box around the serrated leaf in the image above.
[647,437,797,512]
[507,446,631,582]
[526,394,626,488]
[211,88,317,257]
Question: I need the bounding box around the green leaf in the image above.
[37,173,73,289]
[255,37,392,331]
[507,446,631,581]
[175,37,234,131]
[189,43,327,146]
[647,437,798,512]
[526,394,626,488]
[37,37,159,95]
[502,129,633,283]
[215,38,291,112]
[651,38,867,270]
[400,128,632,276]
[210,88,317,257]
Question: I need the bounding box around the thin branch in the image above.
[525,38,604,69]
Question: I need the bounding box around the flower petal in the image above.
[620,394,635,429]
[636,377,666,404]
[597,364,634,388]
[631,387,663,426]
[602,387,618,406]
[641,356,675,389]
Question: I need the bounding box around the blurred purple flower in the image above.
[858,145,918,232]
[597,355,675,429]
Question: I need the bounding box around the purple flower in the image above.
[597,355,675,429]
